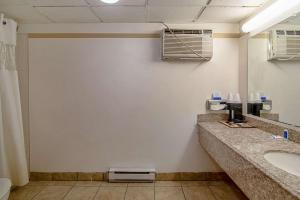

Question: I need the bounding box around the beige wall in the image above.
[17,23,240,172]
[248,38,300,126]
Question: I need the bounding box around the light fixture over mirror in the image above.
[100,0,119,4]
[242,0,300,35]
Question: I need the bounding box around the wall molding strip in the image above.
[28,33,161,38]
[30,172,229,181]
[28,32,242,39]
[213,33,241,38]
[251,32,269,39]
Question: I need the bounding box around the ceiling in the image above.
[0,0,268,24]
[281,12,300,25]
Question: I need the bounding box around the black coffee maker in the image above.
[247,103,263,117]
[227,103,245,123]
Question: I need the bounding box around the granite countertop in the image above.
[198,122,300,198]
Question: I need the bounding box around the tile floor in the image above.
[9,180,248,200]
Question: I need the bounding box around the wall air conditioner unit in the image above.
[108,168,156,182]
[268,29,300,61]
[162,29,213,60]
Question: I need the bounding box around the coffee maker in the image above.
[226,93,245,123]
[247,103,263,117]
[227,103,245,123]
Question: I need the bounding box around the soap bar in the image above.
[272,135,283,140]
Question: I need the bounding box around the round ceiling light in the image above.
[100,0,119,4]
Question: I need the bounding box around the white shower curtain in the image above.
[0,15,29,186]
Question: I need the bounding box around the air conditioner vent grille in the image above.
[268,29,300,60]
[162,29,213,60]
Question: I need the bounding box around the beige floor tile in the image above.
[64,186,98,200]
[125,186,154,200]
[32,186,72,200]
[209,184,241,200]
[9,186,45,200]
[94,186,126,200]
[225,183,248,200]
[155,187,185,200]
[155,181,181,187]
[183,186,216,200]
[76,181,102,187]
[128,182,154,187]
[180,181,209,187]
[100,182,128,187]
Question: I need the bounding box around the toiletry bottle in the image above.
[283,129,289,140]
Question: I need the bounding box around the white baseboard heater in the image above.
[108,168,156,182]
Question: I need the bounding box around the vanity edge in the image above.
[197,113,300,144]
[197,122,300,200]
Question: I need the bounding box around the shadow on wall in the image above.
[177,125,222,173]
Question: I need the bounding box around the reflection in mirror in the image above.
[248,12,300,127]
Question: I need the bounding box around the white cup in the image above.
[227,93,234,103]
[234,93,241,103]
[255,92,261,102]
[212,91,221,99]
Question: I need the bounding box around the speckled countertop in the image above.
[198,122,300,199]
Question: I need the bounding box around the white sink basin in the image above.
[264,151,300,177]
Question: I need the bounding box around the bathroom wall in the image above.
[248,38,300,126]
[17,23,240,172]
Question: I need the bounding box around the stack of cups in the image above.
[227,93,241,103]
[248,92,264,103]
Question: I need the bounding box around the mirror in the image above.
[248,12,300,127]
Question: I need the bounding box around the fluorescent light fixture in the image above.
[242,0,300,33]
[100,0,119,4]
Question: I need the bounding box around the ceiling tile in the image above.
[199,6,257,23]
[147,6,201,23]
[35,7,99,23]
[91,6,146,22]
[29,0,87,6]
[210,0,267,7]
[148,0,208,6]
[86,0,145,6]
[0,5,51,23]
[0,0,29,5]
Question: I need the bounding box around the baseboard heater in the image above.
[108,168,156,182]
